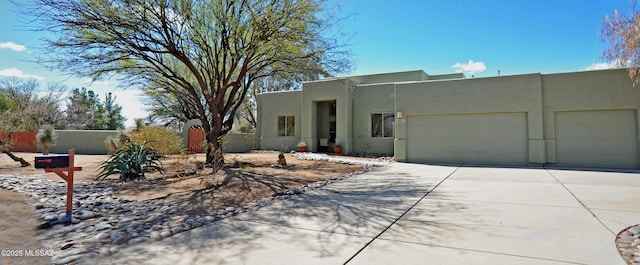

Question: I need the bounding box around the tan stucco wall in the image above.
[393,68,640,168]
[346,70,428,85]
[256,90,302,151]
[352,83,396,155]
[49,130,119,155]
[256,71,465,155]
[220,133,257,153]
[257,68,640,168]
[394,74,544,164]
[541,69,640,166]
[301,79,354,152]
[428,73,466,80]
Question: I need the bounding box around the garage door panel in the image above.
[555,110,638,169]
[407,113,528,165]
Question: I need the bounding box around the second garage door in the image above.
[555,110,638,169]
[407,112,528,165]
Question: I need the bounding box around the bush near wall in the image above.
[129,126,185,156]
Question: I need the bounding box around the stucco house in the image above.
[256,68,640,169]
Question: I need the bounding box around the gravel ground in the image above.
[291,152,393,166]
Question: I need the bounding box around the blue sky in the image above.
[334,0,627,76]
[0,0,631,126]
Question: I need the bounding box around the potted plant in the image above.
[333,143,342,154]
[37,125,57,155]
[297,141,307,152]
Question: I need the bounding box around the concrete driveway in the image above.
[86,163,640,265]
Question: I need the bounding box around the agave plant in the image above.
[96,141,163,182]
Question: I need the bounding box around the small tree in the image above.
[65,88,125,130]
[36,124,57,155]
[602,1,640,85]
[102,92,126,130]
[133,118,147,132]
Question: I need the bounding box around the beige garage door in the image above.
[407,112,528,165]
[555,110,638,169]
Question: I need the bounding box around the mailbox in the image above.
[35,154,70,169]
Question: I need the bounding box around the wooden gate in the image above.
[0,131,37,152]
[188,127,205,153]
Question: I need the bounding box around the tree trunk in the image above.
[204,129,225,173]
[246,108,257,129]
[2,150,30,167]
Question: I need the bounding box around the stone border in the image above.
[616,224,640,264]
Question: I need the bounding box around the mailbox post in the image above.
[35,149,82,223]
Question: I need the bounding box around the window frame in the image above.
[371,112,395,138]
[277,115,295,137]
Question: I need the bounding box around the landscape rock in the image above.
[149,231,163,241]
[110,233,129,245]
[618,224,640,264]
[42,212,58,222]
[60,240,74,250]
[160,230,172,239]
[94,231,110,240]
[77,209,96,220]
[95,221,113,231]
[171,226,183,234]
[224,207,236,214]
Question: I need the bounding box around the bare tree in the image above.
[602,1,640,84]
[22,0,351,166]
[0,78,65,167]
[0,78,65,131]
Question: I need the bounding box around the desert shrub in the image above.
[36,124,57,155]
[96,141,163,182]
[104,129,129,154]
[128,126,185,156]
[199,175,218,189]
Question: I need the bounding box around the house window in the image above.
[371,113,395,138]
[278,116,295,136]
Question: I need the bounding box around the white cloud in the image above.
[0,42,27,52]
[583,62,620,71]
[452,60,487,74]
[0,68,45,80]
